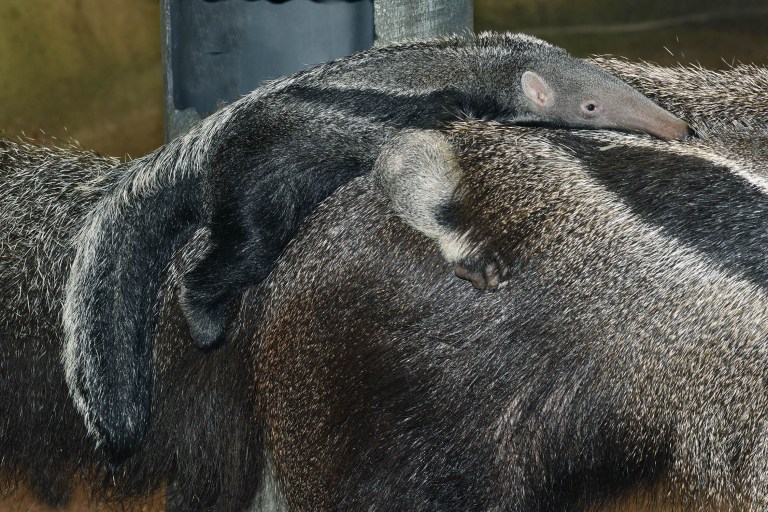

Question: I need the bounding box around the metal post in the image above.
[161,0,473,141]
[373,0,473,44]
[161,0,375,141]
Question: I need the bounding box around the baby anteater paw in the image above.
[453,254,507,292]
[179,285,227,350]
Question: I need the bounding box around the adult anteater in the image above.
[249,119,768,511]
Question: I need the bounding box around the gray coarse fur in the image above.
[373,130,466,261]
[250,118,768,511]
[591,56,768,129]
[59,32,690,459]
[0,59,763,510]
[0,139,116,505]
[377,57,768,274]
[0,139,262,510]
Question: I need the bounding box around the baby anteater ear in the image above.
[521,71,555,108]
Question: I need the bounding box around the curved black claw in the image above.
[179,284,227,350]
[180,298,227,350]
[453,254,507,292]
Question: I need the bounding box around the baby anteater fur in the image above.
[60,32,690,459]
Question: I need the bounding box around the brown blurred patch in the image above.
[475,0,768,68]
[0,0,163,158]
[0,484,165,512]
[594,480,748,512]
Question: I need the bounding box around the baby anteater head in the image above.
[522,59,691,140]
[476,33,692,141]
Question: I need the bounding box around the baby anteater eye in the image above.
[582,102,600,116]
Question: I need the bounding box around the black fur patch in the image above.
[283,85,521,127]
[558,134,768,289]
[434,197,461,231]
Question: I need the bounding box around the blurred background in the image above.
[0,0,766,158]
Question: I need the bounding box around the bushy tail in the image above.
[62,138,208,462]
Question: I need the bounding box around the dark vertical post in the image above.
[161,0,474,141]
[161,0,375,141]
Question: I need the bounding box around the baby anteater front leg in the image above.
[180,180,304,349]
[180,237,271,350]
[453,255,506,292]
[373,129,506,291]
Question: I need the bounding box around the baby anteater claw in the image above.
[453,255,506,292]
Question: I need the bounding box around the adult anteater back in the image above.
[251,121,768,511]
[62,33,690,458]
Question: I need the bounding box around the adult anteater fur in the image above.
[61,32,690,459]
[0,138,259,511]
[250,119,768,511]
[5,121,768,511]
[590,56,768,126]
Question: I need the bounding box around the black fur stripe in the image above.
[559,134,768,288]
[282,84,520,128]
